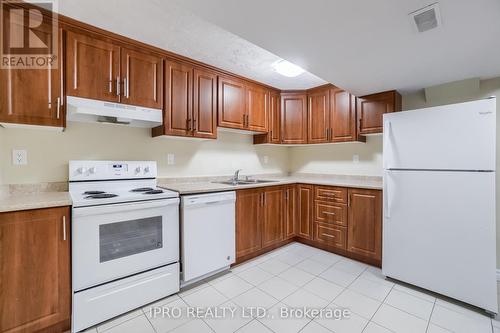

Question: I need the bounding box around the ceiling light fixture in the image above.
[272,59,305,77]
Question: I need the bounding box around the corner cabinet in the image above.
[281,93,308,144]
[0,5,64,128]
[0,206,71,333]
[357,90,401,135]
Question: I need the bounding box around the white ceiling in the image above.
[174,0,500,95]
[56,0,326,90]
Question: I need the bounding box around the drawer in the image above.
[313,223,347,250]
[314,201,347,226]
[314,186,347,204]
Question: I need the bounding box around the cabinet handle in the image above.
[348,194,351,207]
[116,76,121,96]
[124,77,129,98]
[56,97,61,119]
[246,114,249,127]
[108,79,113,93]
[322,233,336,239]
[62,216,67,241]
[187,118,191,131]
[324,211,336,216]
[192,118,196,132]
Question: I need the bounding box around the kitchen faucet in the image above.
[232,169,242,182]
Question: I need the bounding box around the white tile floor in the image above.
[82,242,499,333]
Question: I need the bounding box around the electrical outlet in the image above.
[352,154,360,163]
[167,153,175,165]
[263,155,269,164]
[12,149,27,165]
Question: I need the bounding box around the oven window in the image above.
[99,216,163,263]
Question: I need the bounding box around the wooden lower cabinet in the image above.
[0,206,71,333]
[284,185,297,239]
[235,184,382,266]
[347,188,382,261]
[297,184,313,239]
[236,188,263,258]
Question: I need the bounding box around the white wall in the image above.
[0,123,289,184]
[289,136,383,176]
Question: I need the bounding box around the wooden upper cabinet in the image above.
[297,184,313,239]
[307,87,330,143]
[218,75,246,129]
[281,93,308,144]
[246,84,268,132]
[121,47,163,109]
[330,88,360,142]
[262,187,285,247]
[236,188,262,259]
[347,188,382,261]
[193,68,217,139]
[357,90,402,135]
[0,206,71,333]
[285,185,297,239]
[163,60,193,136]
[0,29,64,128]
[66,31,120,102]
[269,92,281,143]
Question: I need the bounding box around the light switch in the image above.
[12,149,27,165]
[167,153,175,165]
[352,154,360,163]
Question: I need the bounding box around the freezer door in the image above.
[382,170,497,313]
[384,98,496,171]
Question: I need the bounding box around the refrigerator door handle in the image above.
[384,172,392,219]
[384,121,392,169]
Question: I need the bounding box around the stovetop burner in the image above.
[83,191,106,195]
[131,187,155,192]
[85,193,119,199]
[144,190,164,194]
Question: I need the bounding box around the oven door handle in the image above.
[73,198,180,217]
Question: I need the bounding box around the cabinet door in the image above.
[262,187,285,247]
[164,60,193,136]
[269,92,281,143]
[66,31,120,102]
[246,84,268,132]
[307,88,330,143]
[297,184,313,239]
[285,185,297,239]
[281,93,307,144]
[0,207,71,333]
[347,189,382,261]
[121,47,163,109]
[236,189,262,258]
[357,90,401,135]
[218,76,246,129]
[330,88,357,142]
[0,11,63,127]
[193,68,217,139]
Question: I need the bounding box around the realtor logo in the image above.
[1,0,58,69]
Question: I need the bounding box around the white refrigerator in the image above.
[382,97,498,314]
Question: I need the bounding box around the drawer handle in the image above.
[323,211,336,216]
[321,233,336,239]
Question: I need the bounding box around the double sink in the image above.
[213,179,278,186]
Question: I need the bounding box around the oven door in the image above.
[72,198,179,291]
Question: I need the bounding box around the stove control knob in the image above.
[144,166,150,174]
[135,166,142,174]
[88,167,96,174]
[77,167,87,175]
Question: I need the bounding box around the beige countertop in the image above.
[0,192,72,213]
[159,175,383,195]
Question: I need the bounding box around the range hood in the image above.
[66,96,163,128]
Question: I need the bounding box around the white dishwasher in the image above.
[181,191,236,285]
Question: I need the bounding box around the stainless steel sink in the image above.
[213,179,278,186]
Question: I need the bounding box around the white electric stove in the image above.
[69,161,180,332]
